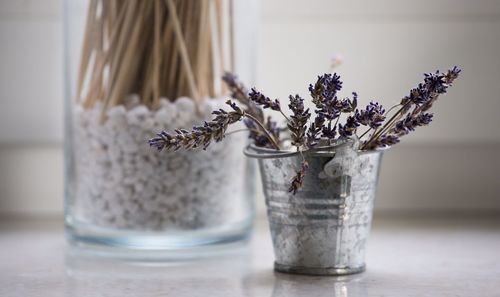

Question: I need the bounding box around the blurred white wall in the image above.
[1,0,500,217]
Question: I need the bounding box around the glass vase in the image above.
[63,0,258,253]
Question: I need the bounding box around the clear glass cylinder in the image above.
[63,0,258,252]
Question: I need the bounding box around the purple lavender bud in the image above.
[248,88,281,111]
[222,71,265,123]
[309,73,343,103]
[338,116,360,138]
[306,112,326,147]
[363,135,400,149]
[392,113,434,136]
[424,71,447,94]
[322,121,337,139]
[445,66,461,83]
[402,85,431,106]
[355,102,386,129]
[288,94,311,147]
[377,135,400,147]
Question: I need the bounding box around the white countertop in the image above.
[1,216,499,297]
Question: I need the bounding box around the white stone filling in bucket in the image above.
[72,95,247,231]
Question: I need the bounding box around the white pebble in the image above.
[72,96,247,231]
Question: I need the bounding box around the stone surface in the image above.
[0,216,499,297]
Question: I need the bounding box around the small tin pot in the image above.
[245,141,384,276]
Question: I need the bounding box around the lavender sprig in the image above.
[149,100,245,151]
[363,67,461,150]
[322,121,337,139]
[223,72,282,147]
[288,95,311,148]
[356,102,386,129]
[338,115,360,138]
[307,76,356,145]
[306,112,325,147]
[289,161,309,195]
[309,73,343,121]
[249,88,281,111]
[340,92,358,113]
[222,72,264,122]
[392,113,433,136]
[309,73,342,103]
[365,135,400,149]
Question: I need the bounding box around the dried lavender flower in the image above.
[392,113,433,136]
[287,95,311,148]
[364,135,400,149]
[149,100,245,151]
[340,92,358,113]
[322,121,337,139]
[222,71,265,122]
[309,73,344,121]
[309,73,343,103]
[306,112,325,147]
[289,161,309,195]
[249,88,281,111]
[363,67,460,151]
[356,102,386,129]
[444,66,461,83]
[222,72,249,104]
[338,116,360,138]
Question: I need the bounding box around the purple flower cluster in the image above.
[401,67,461,109]
[338,116,360,138]
[309,73,343,104]
[249,88,281,111]
[363,67,461,150]
[392,113,433,136]
[149,100,245,151]
[367,135,400,148]
[309,73,344,120]
[222,72,280,148]
[337,102,386,138]
[356,102,386,129]
[222,72,264,122]
[306,74,357,147]
[288,95,311,148]
[306,112,326,147]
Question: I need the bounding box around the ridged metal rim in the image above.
[243,142,387,159]
[274,262,366,276]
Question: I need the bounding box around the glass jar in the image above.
[63,0,258,252]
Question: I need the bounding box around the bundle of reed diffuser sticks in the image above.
[77,0,234,119]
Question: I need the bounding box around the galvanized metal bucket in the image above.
[245,141,384,276]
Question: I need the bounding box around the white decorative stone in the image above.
[72,96,247,230]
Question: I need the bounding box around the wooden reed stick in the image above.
[165,0,200,104]
[76,0,236,117]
